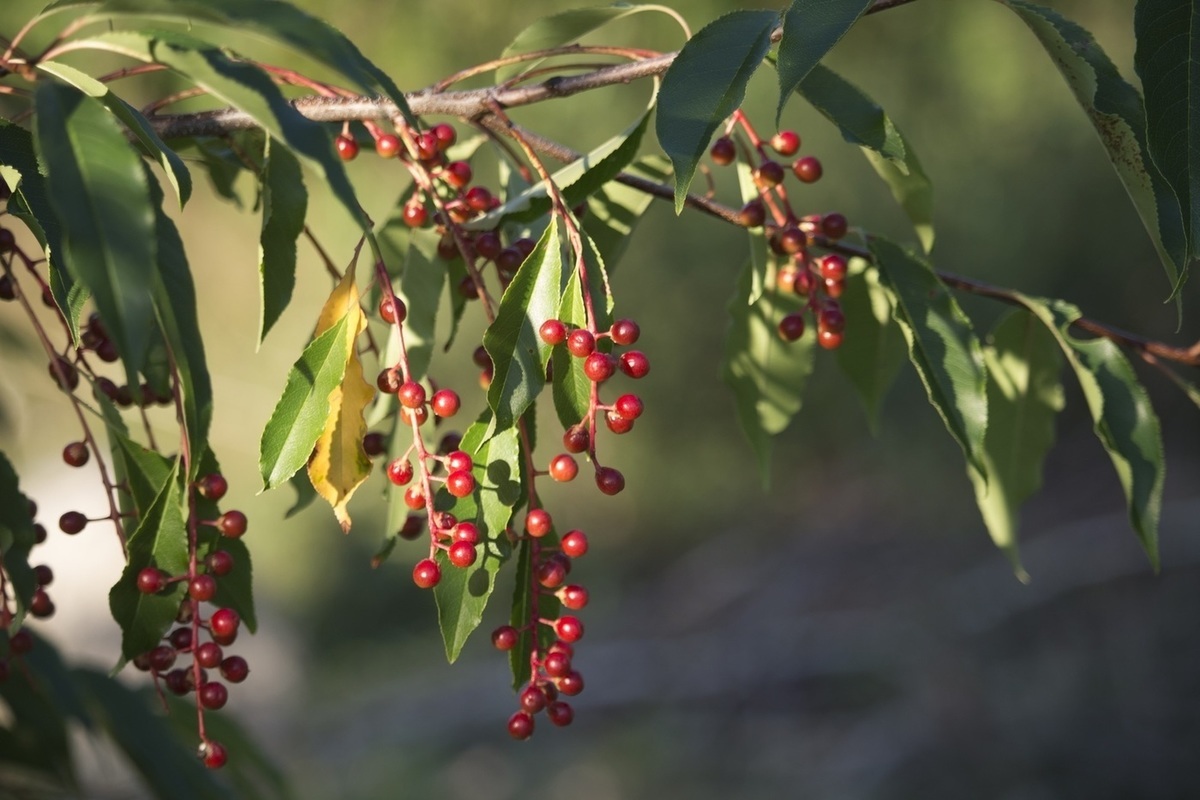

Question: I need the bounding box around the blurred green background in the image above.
[2,0,1199,797]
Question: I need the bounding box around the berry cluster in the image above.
[0,497,55,681]
[712,113,851,349]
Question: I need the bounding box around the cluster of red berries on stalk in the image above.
[712,119,850,349]
[0,497,55,682]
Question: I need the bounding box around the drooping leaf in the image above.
[735,159,771,305]
[1134,0,1200,264]
[796,64,933,251]
[721,258,815,484]
[657,10,779,212]
[834,259,905,432]
[108,460,188,660]
[433,418,521,662]
[108,424,173,515]
[259,139,307,343]
[306,266,372,531]
[870,236,989,477]
[996,0,1188,294]
[967,310,1064,580]
[35,60,192,207]
[34,81,157,384]
[583,156,670,271]
[551,270,593,429]
[258,314,352,490]
[776,0,874,123]
[484,221,565,433]
[509,532,561,690]
[1017,295,1165,568]
[0,451,37,630]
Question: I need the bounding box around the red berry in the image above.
[415,131,440,161]
[164,668,189,694]
[609,319,640,346]
[452,522,479,544]
[793,156,823,183]
[594,466,625,496]
[445,450,472,473]
[778,312,806,342]
[197,473,228,501]
[819,254,847,281]
[398,381,426,409]
[547,700,574,727]
[195,642,223,669]
[413,558,441,589]
[543,651,571,678]
[33,565,53,586]
[778,226,807,254]
[201,741,227,769]
[496,247,523,273]
[557,670,585,696]
[400,405,429,427]
[431,389,460,418]
[403,485,425,510]
[398,514,424,540]
[583,352,616,383]
[562,425,589,454]
[771,130,801,156]
[220,655,250,683]
[753,160,785,188]
[217,511,247,538]
[508,711,534,740]
[449,540,477,568]
[492,625,518,651]
[59,511,87,534]
[472,346,492,369]
[376,367,402,394]
[189,574,217,602]
[62,441,89,467]
[536,557,568,589]
[363,432,386,456]
[446,469,476,498]
[614,394,644,420]
[138,567,166,594]
[464,186,493,212]
[818,306,846,334]
[605,409,634,434]
[566,329,595,358]
[738,200,766,228]
[548,454,578,483]
[199,681,228,710]
[618,351,650,379]
[824,276,845,299]
[555,616,584,643]
[375,133,400,158]
[520,685,547,714]
[474,231,502,261]
[209,608,240,640]
[335,134,359,161]
[444,161,472,188]
[147,645,175,672]
[560,584,589,610]
[710,136,736,165]
[169,627,193,651]
[513,238,536,258]
[539,319,567,346]
[560,530,588,558]
[818,329,844,350]
[822,212,848,240]
[432,123,457,150]
[206,550,234,577]
[525,509,552,538]
[380,296,407,324]
[387,458,414,486]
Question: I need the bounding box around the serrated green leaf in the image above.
[796,64,933,251]
[484,222,565,433]
[0,451,38,631]
[551,270,593,429]
[721,259,815,485]
[206,537,257,633]
[36,60,192,208]
[736,159,771,305]
[259,315,352,490]
[776,0,874,123]
[109,460,187,660]
[997,0,1188,294]
[657,10,779,212]
[509,531,562,690]
[34,81,157,384]
[967,310,1064,580]
[582,155,670,271]
[259,139,307,343]
[834,260,905,432]
[109,427,173,515]
[1135,0,1200,264]
[376,225,443,382]
[433,417,520,662]
[1017,295,1165,568]
[870,236,988,477]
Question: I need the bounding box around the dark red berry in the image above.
[539,319,567,346]
[525,509,552,538]
[0,274,14,302]
[205,550,234,577]
[793,156,823,183]
[199,681,228,710]
[822,212,848,240]
[474,231,503,261]
[402,202,428,228]
[400,405,429,426]
[403,485,425,510]
[432,123,457,150]
[209,608,240,640]
[778,312,806,342]
[818,306,846,334]
[431,389,460,418]
[536,557,568,589]
[197,473,228,501]
[165,668,189,694]
[496,247,523,273]
[614,394,644,420]
[472,345,492,369]
[415,131,440,161]
[335,134,359,161]
[824,276,845,299]
[566,329,595,358]
[446,470,475,498]
[195,642,223,669]
[819,254,847,281]
[148,645,176,672]
[452,521,479,544]
[380,296,407,324]
[609,319,640,346]
[555,616,584,643]
[189,574,217,602]
[59,511,87,534]
[492,625,519,651]
[753,160,785,188]
[560,530,588,558]
[548,454,578,483]
[62,441,89,467]
[398,514,424,540]
[413,558,441,589]
[201,741,227,769]
[583,352,615,383]
[543,650,571,678]
[437,233,460,261]
[738,200,766,228]
[520,684,547,714]
[29,590,53,618]
[33,565,53,586]
[169,627,193,651]
[557,670,585,696]
[818,329,844,350]
[217,511,247,538]
[618,350,650,379]
[446,450,473,473]
[137,567,165,594]
[778,226,807,254]
[464,186,493,212]
[49,357,79,391]
[508,711,534,740]
[398,381,426,409]
[220,656,250,683]
[560,584,589,610]
[376,367,402,394]
[710,136,736,165]
[605,410,634,434]
[547,700,574,727]
[375,134,401,158]
[771,130,801,156]
[363,432,386,456]
[594,466,625,496]
[387,458,414,486]
[443,161,472,189]
[562,425,589,454]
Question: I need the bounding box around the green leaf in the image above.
[509,532,562,690]
[721,259,815,484]
[997,0,1188,294]
[36,60,192,208]
[259,314,352,490]
[259,139,307,343]
[108,460,188,660]
[551,270,593,429]
[0,639,76,787]
[870,236,989,477]
[1135,0,1200,263]
[433,418,521,662]
[484,222,565,433]
[582,155,670,271]
[776,0,874,123]
[499,3,681,80]
[834,259,905,432]
[34,81,157,383]
[967,310,1064,579]
[87,0,415,125]
[796,64,933,251]
[109,425,173,515]
[285,470,319,518]
[376,225,444,382]
[1016,295,1165,568]
[736,160,771,305]
[0,451,37,630]
[207,537,257,633]
[657,10,779,212]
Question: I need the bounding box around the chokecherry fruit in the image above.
[547,701,574,727]
[778,312,806,342]
[448,540,477,568]
[566,329,595,358]
[398,381,426,409]
[539,319,567,346]
[197,473,229,501]
[555,616,584,643]
[375,134,401,159]
[771,130,801,156]
[508,711,534,740]
[387,458,414,486]
[363,432,386,456]
[452,522,479,544]
[609,318,640,346]
[380,296,407,324]
[520,684,547,714]
[209,608,240,640]
[335,135,359,161]
[137,567,165,594]
[583,352,616,383]
[822,212,848,240]
[431,389,461,418]
[195,642,223,669]
[59,511,87,535]
[492,625,518,651]
[217,511,247,538]
[562,425,589,454]
[560,530,588,558]
[201,741,227,769]
[793,156,823,183]
[594,466,625,496]
[403,485,425,510]
[614,394,644,420]
[709,136,736,165]
[618,351,650,379]
[413,558,441,589]
[62,441,89,467]
[206,550,235,577]
[753,160,785,188]
[819,254,847,281]
[220,656,250,683]
[446,469,476,498]
[189,574,217,602]
[199,681,228,710]
[560,584,589,610]
[738,200,766,228]
[525,508,552,538]
[548,454,578,483]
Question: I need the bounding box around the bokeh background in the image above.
[2,0,1199,798]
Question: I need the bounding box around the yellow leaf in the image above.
[307,263,373,532]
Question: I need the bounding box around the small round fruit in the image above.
[375,133,401,158]
[818,328,844,350]
[432,123,457,150]
[583,352,615,383]
[566,329,595,358]
[548,454,578,483]
[543,650,571,678]
[195,642,223,669]
[431,389,460,418]
[474,231,502,261]
[778,226,807,254]
[197,473,229,501]
[413,558,441,589]
[818,306,846,334]
[536,557,568,589]
[614,394,644,420]
[403,485,425,510]
[444,161,472,188]
[199,681,228,710]
[525,508,552,538]
[539,319,567,346]
[209,608,240,640]
[448,540,477,568]
[452,521,479,544]
[335,134,359,161]
[778,312,806,342]
[169,627,193,651]
[464,186,493,212]
[547,700,574,727]
[562,425,589,454]
[508,711,534,740]
[793,156,823,183]
[220,656,250,683]
[446,470,476,498]
[30,589,54,619]
[595,466,625,495]
[492,625,518,651]
[822,212,848,240]
[557,670,585,696]
[753,160,785,188]
[206,550,235,577]
[137,567,165,594]
[387,458,414,486]
[819,254,847,281]
[560,584,589,610]
[59,511,87,535]
[400,405,429,427]
[380,296,407,324]
[363,432,386,456]
[555,616,584,643]
[398,381,426,410]
[709,136,736,165]
[609,319,640,346]
[560,530,588,558]
[618,351,650,379]
[738,200,766,228]
[189,574,217,602]
[201,741,227,769]
[34,565,53,586]
[217,511,247,538]
[62,441,89,467]
[415,131,440,161]
[771,130,801,156]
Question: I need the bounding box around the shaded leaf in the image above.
[582,155,670,271]
[376,224,443,382]
[551,270,593,429]
[776,0,874,123]
[206,537,257,634]
[285,470,319,518]
[259,139,307,343]
[967,310,1064,579]
[870,236,988,477]
[657,10,779,212]
[736,159,771,305]
[834,259,905,432]
[509,532,561,690]
[0,451,37,630]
